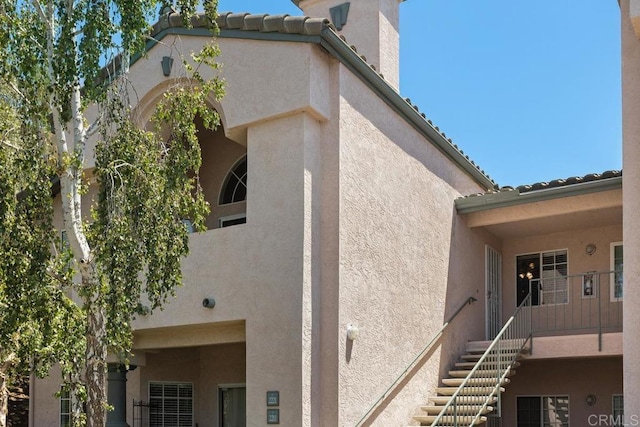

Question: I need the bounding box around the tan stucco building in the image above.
[26,0,635,425]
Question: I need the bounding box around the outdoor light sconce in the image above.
[202,297,216,309]
[586,394,597,406]
[585,243,597,256]
[161,56,174,77]
[329,2,350,31]
[346,324,359,341]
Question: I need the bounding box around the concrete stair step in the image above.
[466,339,530,354]
[448,369,515,378]
[442,377,510,387]
[412,414,487,425]
[420,404,494,415]
[460,353,524,362]
[435,386,504,396]
[429,395,497,406]
[454,361,520,369]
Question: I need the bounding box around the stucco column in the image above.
[622,0,640,418]
[106,364,129,427]
[295,0,402,89]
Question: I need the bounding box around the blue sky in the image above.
[217,1,621,187]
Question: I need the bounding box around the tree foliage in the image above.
[0,0,223,425]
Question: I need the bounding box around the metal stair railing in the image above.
[429,293,532,427]
[354,296,477,427]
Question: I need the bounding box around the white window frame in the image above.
[218,155,247,206]
[149,381,194,427]
[59,387,71,427]
[539,250,569,306]
[610,242,623,302]
[181,219,194,234]
[613,394,624,426]
[218,213,247,228]
[60,230,69,251]
[516,395,570,426]
[515,249,569,307]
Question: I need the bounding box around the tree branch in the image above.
[86,117,101,138]
[31,0,51,32]
[0,137,21,151]
[3,81,25,102]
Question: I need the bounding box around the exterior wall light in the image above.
[329,3,350,31]
[161,56,174,77]
[585,243,597,255]
[346,324,359,341]
[202,297,216,309]
[586,394,597,406]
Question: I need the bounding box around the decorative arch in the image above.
[133,78,229,133]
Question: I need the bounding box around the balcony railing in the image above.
[529,270,622,349]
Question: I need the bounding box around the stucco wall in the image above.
[35,26,511,426]
[31,366,63,427]
[298,0,401,89]
[501,357,622,425]
[133,113,312,426]
[621,0,640,415]
[334,65,489,426]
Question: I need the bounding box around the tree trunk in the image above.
[0,373,8,427]
[85,292,107,427]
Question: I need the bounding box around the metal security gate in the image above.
[486,245,502,340]
[132,400,150,427]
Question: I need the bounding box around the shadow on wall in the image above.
[195,115,247,230]
[438,208,497,381]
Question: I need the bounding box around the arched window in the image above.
[219,156,247,205]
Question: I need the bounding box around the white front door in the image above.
[485,245,502,340]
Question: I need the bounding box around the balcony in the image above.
[526,270,622,356]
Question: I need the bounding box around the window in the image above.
[60,230,69,251]
[613,395,624,426]
[60,388,71,427]
[149,382,193,427]
[219,213,247,228]
[220,156,247,205]
[517,396,569,427]
[611,243,623,301]
[516,250,568,306]
[181,219,194,234]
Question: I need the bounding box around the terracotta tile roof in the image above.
[512,170,621,193]
[153,10,331,37]
[150,10,497,188]
[462,169,622,199]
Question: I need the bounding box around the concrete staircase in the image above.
[411,340,529,426]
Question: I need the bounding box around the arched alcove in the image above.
[196,116,247,229]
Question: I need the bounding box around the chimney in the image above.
[294,0,402,89]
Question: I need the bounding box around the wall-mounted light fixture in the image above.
[161,56,174,77]
[329,3,350,31]
[346,324,359,341]
[586,394,597,406]
[202,297,216,309]
[585,243,597,256]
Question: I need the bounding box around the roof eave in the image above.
[318,28,496,190]
[455,176,623,214]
